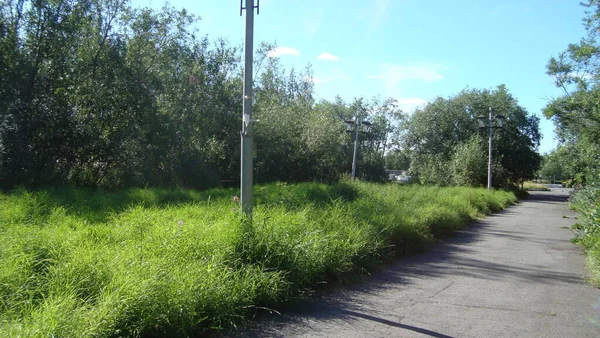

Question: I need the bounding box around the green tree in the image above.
[545,1,600,286]
[384,150,410,170]
[403,86,541,187]
[538,153,566,184]
[252,54,315,182]
[0,0,247,189]
[544,0,600,184]
[0,1,401,189]
[302,99,349,181]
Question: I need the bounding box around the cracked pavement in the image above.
[233,189,600,337]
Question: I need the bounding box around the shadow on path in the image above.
[239,306,455,338]
[524,190,572,204]
[339,310,454,337]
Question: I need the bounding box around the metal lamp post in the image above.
[345,117,372,180]
[477,107,505,190]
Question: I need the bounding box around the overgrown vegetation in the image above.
[0,0,543,191]
[0,0,554,336]
[544,0,600,286]
[571,183,600,286]
[0,182,516,336]
[0,0,401,189]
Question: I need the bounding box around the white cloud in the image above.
[317,52,340,61]
[366,75,385,79]
[267,47,300,58]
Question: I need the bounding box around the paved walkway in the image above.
[238,190,600,337]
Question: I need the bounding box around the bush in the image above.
[451,137,487,187]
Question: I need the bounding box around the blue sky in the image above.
[132,0,587,154]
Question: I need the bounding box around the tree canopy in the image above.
[0,0,402,189]
[402,86,541,187]
[544,0,600,185]
[0,0,544,190]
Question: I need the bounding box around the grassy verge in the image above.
[0,182,516,336]
[570,184,600,287]
[522,181,550,191]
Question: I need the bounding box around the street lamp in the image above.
[345,117,372,180]
[477,107,505,190]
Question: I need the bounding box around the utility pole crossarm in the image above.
[240,0,259,16]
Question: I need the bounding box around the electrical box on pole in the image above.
[240,0,258,221]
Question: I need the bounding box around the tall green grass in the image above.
[570,183,600,286]
[0,182,516,336]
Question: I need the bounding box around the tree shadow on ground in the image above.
[524,190,572,204]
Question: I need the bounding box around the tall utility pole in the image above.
[351,116,359,180]
[346,116,371,180]
[487,107,494,191]
[240,0,258,220]
[476,106,504,191]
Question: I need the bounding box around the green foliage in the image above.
[570,182,600,286]
[0,1,401,188]
[0,183,516,336]
[0,0,242,189]
[542,89,600,185]
[384,149,410,170]
[536,143,599,186]
[411,153,452,186]
[546,0,600,287]
[544,1,600,186]
[538,152,567,183]
[451,136,487,187]
[404,86,541,187]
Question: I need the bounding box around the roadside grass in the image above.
[570,184,600,287]
[522,181,550,191]
[0,182,517,336]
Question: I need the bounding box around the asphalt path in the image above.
[235,189,600,337]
